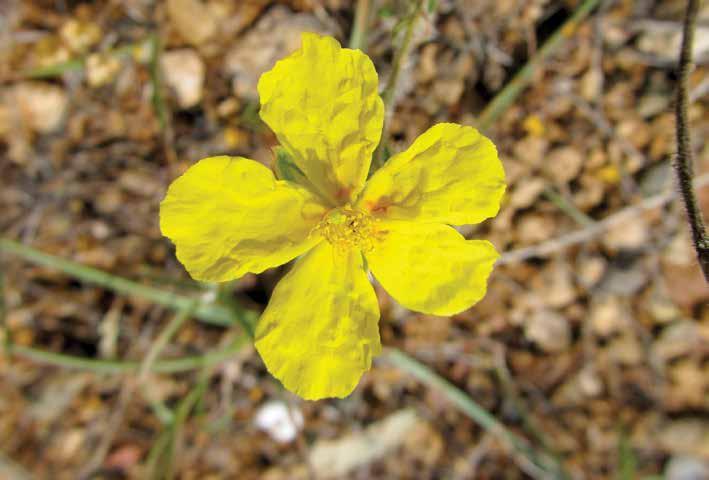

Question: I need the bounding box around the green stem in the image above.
[0,259,9,354]
[139,301,199,379]
[380,1,425,117]
[141,384,175,425]
[543,187,594,227]
[349,0,370,51]
[23,57,86,79]
[372,0,428,171]
[149,367,213,479]
[21,40,146,79]
[148,31,178,165]
[9,335,249,374]
[0,238,256,328]
[385,348,567,478]
[149,33,169,132]
[492,348,569,478]
[145,428,172,477]
[477,0,601,130]
[3,230,564,475]
[166,374,210,479]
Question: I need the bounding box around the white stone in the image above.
[254,401,303,444]
[6,82,68,133]
[525,309,571,353]
[167,0,217,46]
[161,49,205,109]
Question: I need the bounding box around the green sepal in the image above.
[273,147,307,185]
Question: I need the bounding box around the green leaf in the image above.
[239,100,266,132]
[427,0,438,14]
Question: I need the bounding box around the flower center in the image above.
[313,205,376,252]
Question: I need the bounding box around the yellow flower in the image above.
[160,33,506,400]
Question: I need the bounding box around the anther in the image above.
[312,205,376,252]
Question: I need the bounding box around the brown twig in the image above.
[674,0,709,281]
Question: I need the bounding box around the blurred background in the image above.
[1,0,708,478]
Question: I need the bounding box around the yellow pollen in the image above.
[312,205,377,252]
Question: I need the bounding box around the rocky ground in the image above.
[1,0,708,478]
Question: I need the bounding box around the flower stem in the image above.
[0,238,257,329]
[372,0,428,171]
[477,0,601,131]
[139,301,199,380]
[674,0,709,281]
[384,348,569,478]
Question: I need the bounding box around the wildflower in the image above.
[160,33,506,400]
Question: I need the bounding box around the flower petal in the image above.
[160,156,326,282]
[367,221,499,315]
[357,123,506,225]
[258,33,384,205]
[255,242,381,400]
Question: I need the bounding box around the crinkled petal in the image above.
[366,221,499,316]
[357,123,506,225]
[258,33,384,205]
[160,156,326,282]
[255,242,381,400]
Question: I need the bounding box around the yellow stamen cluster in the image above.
[313,205,377,252]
